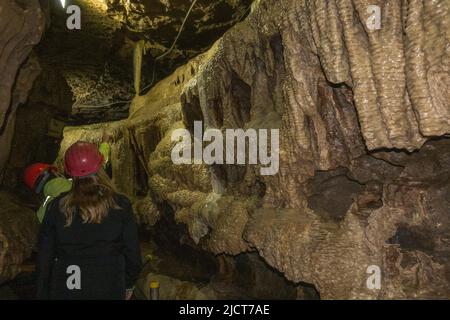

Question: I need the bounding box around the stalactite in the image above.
[134,40,146,96]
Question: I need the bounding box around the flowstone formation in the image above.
[308,0,450,151]
[59,0,450,299]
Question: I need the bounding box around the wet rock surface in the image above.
[0,0,46,283]
[0,193,38,285]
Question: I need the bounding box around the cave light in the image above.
[59,0,66,8]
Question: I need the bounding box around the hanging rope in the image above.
[139,0,198,94]
[155,0,198,62]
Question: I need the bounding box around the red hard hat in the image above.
[23,163,56,190]
[64,141,104,178]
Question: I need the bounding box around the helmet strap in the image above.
[34,170,55,194]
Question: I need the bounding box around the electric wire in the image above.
[139,0,198,94]
[73,0,198,110]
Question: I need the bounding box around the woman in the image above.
[36,141,142,300]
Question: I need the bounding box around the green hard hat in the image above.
[43,177,73,198]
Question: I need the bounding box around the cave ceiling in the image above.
[36,0,252,124]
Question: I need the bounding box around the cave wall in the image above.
[58,0,450,299]
[308,0,450,151]
[0,0,45,175]
[0,0,46,283]
[1,64,73,190]
[0,0,72,284]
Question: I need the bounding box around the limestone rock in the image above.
[1,63,73,190]
[106,0,252,61]
[0,0,45,283]
[308,0,450,150]
[37,0,252,123]
[133,196,160,227]
[57,0,450,299]
[0,0,45,174]
[0,192,38,284]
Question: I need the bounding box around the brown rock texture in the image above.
[0,0,45,174]
[0,192,38,284]
[135,272,218,300]
[106,0,253,56]
[38,0,252,123]
[58,0,450,299]
[308,0,450,151]
[1,62,73,190]
[0,0,45,283]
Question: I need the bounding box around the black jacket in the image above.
[36,194,142,300]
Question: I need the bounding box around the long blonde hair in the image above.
[61,167,120,227]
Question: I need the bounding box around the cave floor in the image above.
[0,239,257,300]
[0,267,255,300]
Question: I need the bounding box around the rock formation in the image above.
[0,0,45,174]
[0,0,247,287]
[0,0,46,284]
[37,0,253,123]
[1,0,449,299]
[308,0,450,151]
[0,192,37,285]
[59,0,450,299]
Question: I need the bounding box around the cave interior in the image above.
[0,0,449,300]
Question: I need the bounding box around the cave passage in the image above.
[1,0,450,301]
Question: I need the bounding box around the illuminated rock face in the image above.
[0,192,38,285]
[57,0,450,299]
[0,0,45,175]
[37,0,253,123]
[106,0,253,55]
[308,0,450,151]
[3,0,449,298]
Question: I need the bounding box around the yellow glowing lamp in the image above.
[60,0,66,8]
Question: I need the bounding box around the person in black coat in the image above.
[36,141,142,300]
